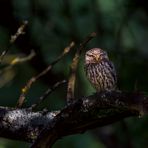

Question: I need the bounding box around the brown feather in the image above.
[85,48,117,92]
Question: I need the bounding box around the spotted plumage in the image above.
[85,48,117,92]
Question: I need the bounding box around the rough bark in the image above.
[0,91,147,148]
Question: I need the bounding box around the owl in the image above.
[85,48,117,92]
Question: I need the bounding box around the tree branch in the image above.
[17,42,74,108]
[67,32,96,103]
[0,91,147,147]
[0,21,28,63]
[0,106,59,142]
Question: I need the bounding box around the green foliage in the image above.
[0,0,148,147]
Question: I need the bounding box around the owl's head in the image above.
[85,48,109,64]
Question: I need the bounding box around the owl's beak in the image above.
[95,55,100,61]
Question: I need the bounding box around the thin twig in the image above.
[0,50,36,75]
[29,80,67,110]
[0,21,28,63]
[17,42,75,108]
[10,20,28,43]
[67,32,96,104]
[10,50,35,65]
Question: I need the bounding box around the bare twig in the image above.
[0,21,28,63]
[0,50,36,76]
[0,50,35,88]
[29,80,67,110]
[67,32,96,104]
[0,50,35,75]
[10,50,35,65]
[17,42,75,108]
[10,21,28,43]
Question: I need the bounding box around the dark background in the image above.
[0,0,148,147]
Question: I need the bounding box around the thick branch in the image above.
[0,107,59,142]
[0,91,147,147]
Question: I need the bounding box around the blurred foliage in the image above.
[0,0,148,147]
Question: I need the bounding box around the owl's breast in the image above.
[85,61,117,92]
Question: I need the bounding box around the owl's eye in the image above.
[86,53,94,58]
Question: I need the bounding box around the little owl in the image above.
[85,48,117,92]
